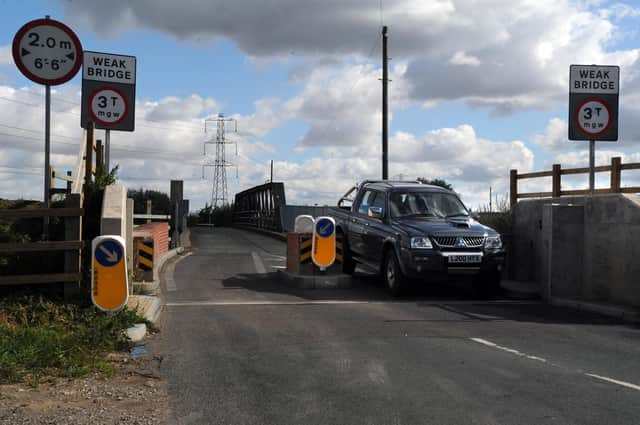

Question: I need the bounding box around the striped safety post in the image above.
[138,239,154,272]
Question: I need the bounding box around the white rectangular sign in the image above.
[570,65,619,94]
[83,51,136,84]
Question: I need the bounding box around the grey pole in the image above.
[43,84,51,240]
[589,139,595,194]
[382,26,389,180]
[105,129,110,172]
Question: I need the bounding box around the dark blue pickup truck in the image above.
[330,180,505,296]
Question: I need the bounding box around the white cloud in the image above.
[0,45,11,66]
[533,117,569,151]
[449,51,481,66]
[144,95,220,122]
[55,0,640,115]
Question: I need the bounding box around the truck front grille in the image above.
[432,236,485,248]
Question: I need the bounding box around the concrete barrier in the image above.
[512,194,640,308]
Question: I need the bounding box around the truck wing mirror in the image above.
[368,206,383,219]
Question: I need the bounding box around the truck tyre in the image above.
[384,250,405,297]
[473,269,501,298]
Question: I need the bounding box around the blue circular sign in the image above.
[315,218,334,238]
[95,240,123,267]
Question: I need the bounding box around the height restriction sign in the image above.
[569,65,619,141]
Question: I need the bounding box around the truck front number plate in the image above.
[448,255,482,264]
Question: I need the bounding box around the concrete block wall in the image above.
[512,194,640,308]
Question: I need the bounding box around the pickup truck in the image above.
[330,180,505,296]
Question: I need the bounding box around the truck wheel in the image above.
[473,269,501,298]
[384,250,405,297]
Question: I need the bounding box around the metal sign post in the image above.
[12,16,82,239]
[44,84,51,238]
[105,129,111,171]
[569,65,620,195]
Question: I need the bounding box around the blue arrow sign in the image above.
[315,218,334,238]
[95,239,123,267]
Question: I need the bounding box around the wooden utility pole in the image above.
[382,26,389,180]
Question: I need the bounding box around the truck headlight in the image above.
[411,236,433,249]
[485,235,502,249]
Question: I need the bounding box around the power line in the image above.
[0,96,206,133]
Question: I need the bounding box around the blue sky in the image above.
[1,0,639,209]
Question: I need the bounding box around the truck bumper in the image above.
[398,247,505,279]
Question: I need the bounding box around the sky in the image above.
[1,0,640,211]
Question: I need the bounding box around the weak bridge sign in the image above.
[81,51,136,131]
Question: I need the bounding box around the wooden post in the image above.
[146,199,152,224]
[96,139,104,172]
[64,193,82,300]
[611,156,622,193]
[510,169,518,208]
[66,171,72,194]
[85,122,94,192]
[552,164,561,198]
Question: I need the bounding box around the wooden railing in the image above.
[0,194,83,297]
[510,157,640,207]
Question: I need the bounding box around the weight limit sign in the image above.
[576,98,611,138]
[89,86,128,126]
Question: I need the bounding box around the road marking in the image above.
[166,300,371,307]
[585,374,640,392]
[164,252,192,292]
[252,251,267,274]
[470,338,548,363]
[164,299,539,307]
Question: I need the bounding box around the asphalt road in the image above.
[151,227,640,425]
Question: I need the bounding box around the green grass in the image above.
[0,295,154,384]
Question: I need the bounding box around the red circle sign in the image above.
[12,18,82,86]
[89,86,129,127]
[575,98,612,137]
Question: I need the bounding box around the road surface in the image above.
[151,227,640,425]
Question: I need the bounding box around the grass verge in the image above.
[0,295,156,384]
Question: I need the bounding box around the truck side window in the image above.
[357,190,376,215]
[371,192,385,216]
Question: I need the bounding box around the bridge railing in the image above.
[510,156,640,207]
[233,182,286,232]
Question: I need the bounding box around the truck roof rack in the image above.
[358,179,421,187]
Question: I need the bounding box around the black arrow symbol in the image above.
[21,48,30,57]
[66,52,74,61]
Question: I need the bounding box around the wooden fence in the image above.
[0,122,103,298]
[510,156,640,207]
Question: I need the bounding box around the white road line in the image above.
[585,374,640,392]
[166,300,371,307]
[164,252,192,292]
[252,251,267,274]
[470,338,548,363]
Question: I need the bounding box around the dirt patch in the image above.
[0,349,169,424]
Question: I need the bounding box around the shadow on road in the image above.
[219,270,631,327]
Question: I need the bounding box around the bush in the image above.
[0,294,151,383]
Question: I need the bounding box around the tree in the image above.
[416,178,453,191]
[127,188,171,214]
